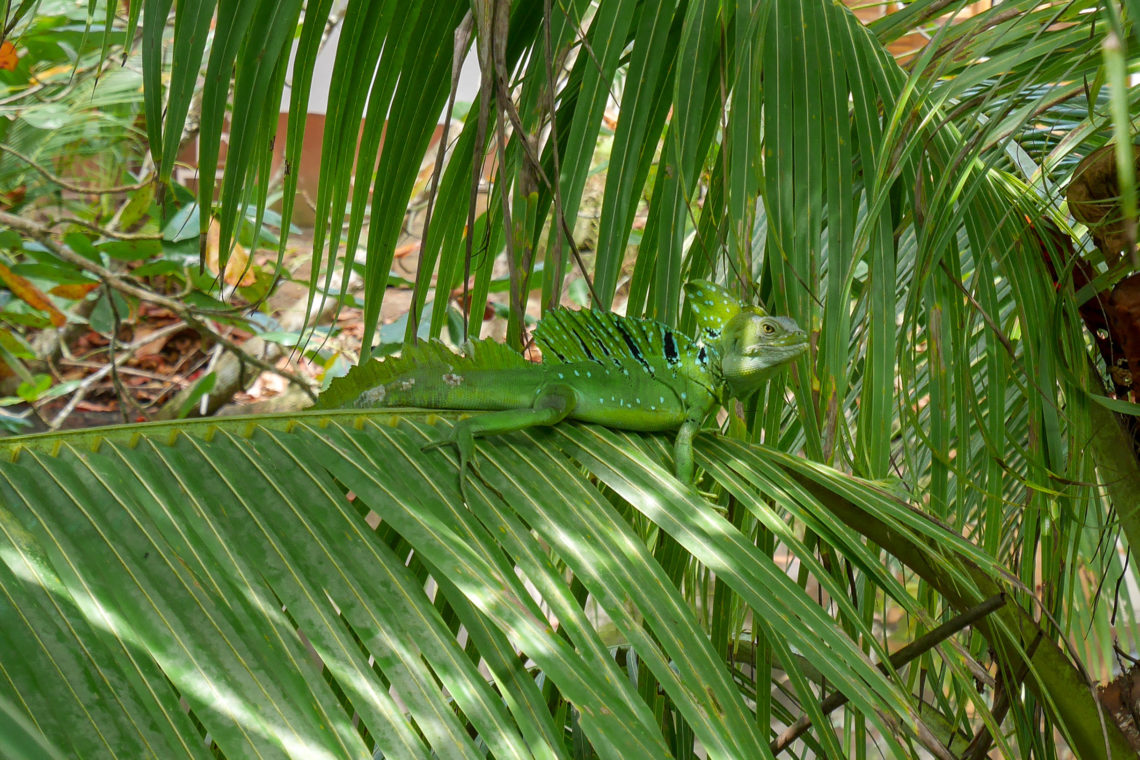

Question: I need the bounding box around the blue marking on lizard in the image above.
[314,280,808,499]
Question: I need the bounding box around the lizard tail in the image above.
[312,339,529,410]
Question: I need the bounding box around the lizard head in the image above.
[685,280,808,398]
[718,308,808,397]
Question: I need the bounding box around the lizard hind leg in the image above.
[421,383,578,501]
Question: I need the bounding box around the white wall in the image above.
[281,18,483,123]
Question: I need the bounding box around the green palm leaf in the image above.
[5,0,1139,756]
[1,413,1131,757]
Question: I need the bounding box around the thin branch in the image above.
[0,210,317,401]
[412,12,473,340]
[2,210,186,311]
[914,7,1029,74]
[0,144,154,195]
[872,0,964,46]
[464,6,494,342]
[770,594,1006,755]
[542,0,565,309]
[940,260,1015,357]
[962,631,1042,759]
[497,95,600,306]
[48,320,188,429]
[105,283,134,423]
[0,81,47,106]
[46,216,162,241]
[63,360,193,386]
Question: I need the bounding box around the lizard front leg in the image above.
[673,418,701,484]
[423,383,578,501]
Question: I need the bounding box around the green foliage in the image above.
[0,2,143,208]
[0,416,1020,758]
[0,2,305,411]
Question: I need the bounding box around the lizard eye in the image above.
[761,323,775,335]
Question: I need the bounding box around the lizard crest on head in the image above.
[684,279,808,399]
[685,279,751,340]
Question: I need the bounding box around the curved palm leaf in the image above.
[0,413,1131,758]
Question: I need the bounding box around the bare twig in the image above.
[0,144,153,195]
[63,360,193,386]
[496,94,600,306]
[411,12,472,339]
[48,320,188,429]
[45,216,162,241]
[193,342,226,417]
[491,0,519,339]
[49,362,115,430]
[464,2,494,341]
[962,632,1042,759]
[105,284,134,423]
[0,81,47,106]
[770,594,1006,755]
[0,210,317,401]
[542,0,565,309]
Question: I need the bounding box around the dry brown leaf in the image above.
[205,217,258,287]
[0,262,66,327]
[50,282,100,300]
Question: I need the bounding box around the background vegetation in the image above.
[1,0,1139,757]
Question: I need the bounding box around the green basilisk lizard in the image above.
[314,280,808,497]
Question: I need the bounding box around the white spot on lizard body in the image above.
[359,385,387,405]
[442,373,464,387]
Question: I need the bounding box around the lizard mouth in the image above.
[742,337,808,357]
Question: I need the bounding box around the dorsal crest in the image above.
[685,280,767,340]
[534,307,701,374]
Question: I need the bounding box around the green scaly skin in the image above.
[315,281,808,499]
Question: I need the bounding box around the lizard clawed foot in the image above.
[422,425,501,503]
